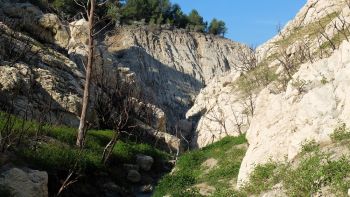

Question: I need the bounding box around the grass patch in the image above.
[235,65,278,96]
[242,138,350,196]
[242,162,280,195]
[0,111,168,174]
[275,12,339,48]
[301,139,320,154]
[154,135,247,197]
[330,123,350,142]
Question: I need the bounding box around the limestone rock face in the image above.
[0,0,246,134]
[38,13,70,48]
[0,2,70,48]
[105,27,248,126]
[0,167,48,197]
[237,41,350,186]
[257,0,350,63]
[186,71,253,148]
[0,23,83,126]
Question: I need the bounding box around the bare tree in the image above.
[91,64,139,164]
[317,17,337,51]
[76,0,96,148]
[233,45,258,72]
[333,13,350,42]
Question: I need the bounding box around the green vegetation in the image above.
[242,162,281,195]
[0,112,168,173]
[28,0,227,35]
[275,12,339,48]
[154,135,247,197]
[300,139,320,154]
[330,123,350,142]
[242,133,350,197]
[235,65,278,95]
[208,18,227,36]
[321,75,329,84]
[186,9,207,32]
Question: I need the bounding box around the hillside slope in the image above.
[185,0,350,189]
[0,1,247,136]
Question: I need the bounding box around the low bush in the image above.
[330,123,350,142]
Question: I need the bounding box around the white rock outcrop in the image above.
[238,40,350,186]
[105,27,248,124]
[186,71,253,148]
[66,18,249,129]
[257,0,350,62]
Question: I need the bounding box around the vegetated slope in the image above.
[0,111,170,196]
[154,126,350,196]
[187,0,350,148]
[185,0,350,194]
[242,127,350,196]
[238,37,350,188]
[153,135,247,197]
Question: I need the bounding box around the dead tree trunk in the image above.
[76,0,95,148]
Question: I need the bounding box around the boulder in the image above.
[103,182,123,197]
[0,167,48,197]
[136,155,154,171]
[140,184,153,193]
[37,13,70,48]
[127,170,141,183]
[1,2,69,48]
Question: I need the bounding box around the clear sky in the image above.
[171,0,307,46]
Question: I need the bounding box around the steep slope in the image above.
[104,26,246,127]
[238,40,350,186]
[0,1,248,150]
[186,71,251,148]
[185,0,350,188]
[258,0,348,60]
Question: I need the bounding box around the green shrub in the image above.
[321,75,329,85]
[301,139,320,154]
[236,65,278,96]
[330,123,350,142]
[242,140,350,196]
[242,162,279,194]
[283,153,327,196]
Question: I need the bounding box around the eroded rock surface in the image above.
[238,40,350,186]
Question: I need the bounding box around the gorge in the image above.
[1,0,350,196]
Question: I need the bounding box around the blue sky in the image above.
[171,0,307,46]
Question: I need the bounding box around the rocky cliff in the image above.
[239,40,350,186]
[104,26,246,128]
[185,0,350,188]
[0,1,248,152]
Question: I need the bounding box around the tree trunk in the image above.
[76,0,95,148]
